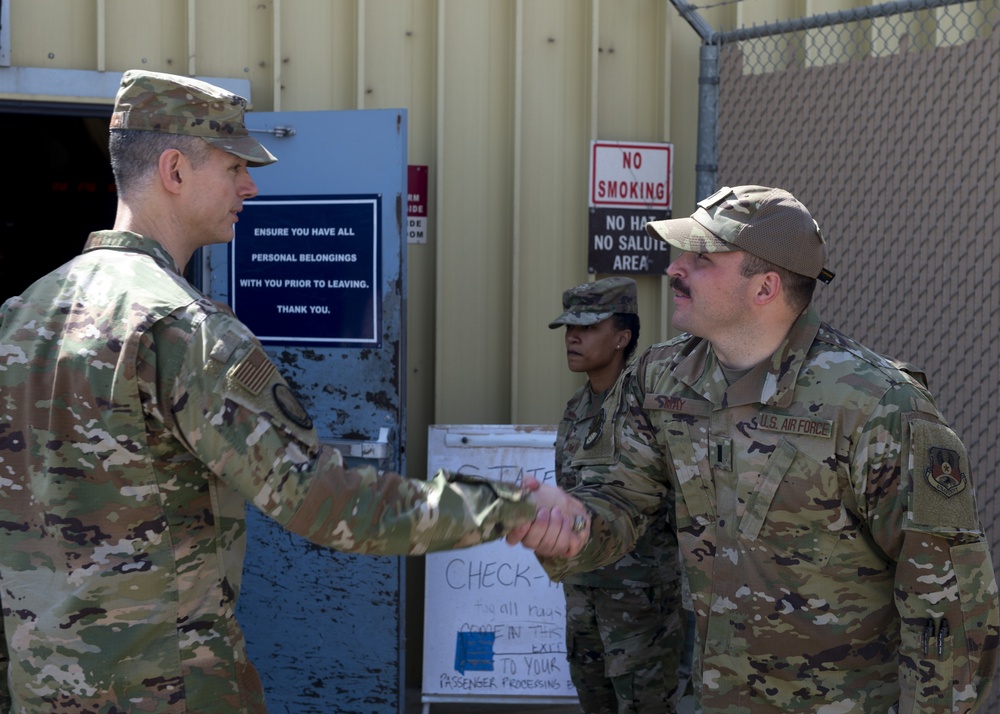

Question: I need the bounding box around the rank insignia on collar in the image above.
[925,446,967,498]
[583,408,604,450]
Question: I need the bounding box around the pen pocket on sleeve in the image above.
[899,616,952,712]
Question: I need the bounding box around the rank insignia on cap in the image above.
[273,383,313,430]
[925,446,967,498]
[231,347,276,396]
[583,408,605,450]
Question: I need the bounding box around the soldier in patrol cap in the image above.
[549,277,638,331]
[549,277,684,713]
[539,186,999,712]
[0,69,588,713]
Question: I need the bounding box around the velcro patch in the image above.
[571,404,617,467]
[642,393,711,417]
[209,330,244,363]
[273,383,313,429]
[757,412,833,438]
[582,408,604,450]
[909,418,978,531]
[572,368,628,467]
[231,347,276,396]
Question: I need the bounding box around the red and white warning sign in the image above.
[589,141,673,210]
[587,141,673,274]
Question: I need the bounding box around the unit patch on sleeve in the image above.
[273,383,313,430]
[925,446,967,498]
[909,418,978,530]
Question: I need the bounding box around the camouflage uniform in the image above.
[547,304,1000,712]
[550,278,683,714]
[0,72,538,714]
[558,384,683,714]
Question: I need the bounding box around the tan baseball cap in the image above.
[548,277,638,328]
[645,185,834,282]
[110,69,277,167]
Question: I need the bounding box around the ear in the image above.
[753,271,783,307]
[157,148,188,195]
[616,327,632,348]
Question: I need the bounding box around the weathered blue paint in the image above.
[204,109,408,713]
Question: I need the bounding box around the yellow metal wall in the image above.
[3,0,745,479]
[13,0,886,494]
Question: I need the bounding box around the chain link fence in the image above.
[715,0,998,528]
[678,0,999,706]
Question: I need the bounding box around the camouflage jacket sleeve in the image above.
[539,361,671,580]
[150,306,537,556]
[0,301,8,713]
[856,384,999,710]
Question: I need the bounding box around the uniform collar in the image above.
[672,305,821,408]
[83,230,184,276]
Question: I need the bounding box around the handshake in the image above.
[505,476,589,559]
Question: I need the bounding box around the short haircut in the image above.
[109,130,213,199]
[612,312,641,362]
[739,252,816,313]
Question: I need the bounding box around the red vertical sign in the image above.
[408,165,428,244]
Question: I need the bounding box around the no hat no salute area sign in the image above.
[588,140,673,275]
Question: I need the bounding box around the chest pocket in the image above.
[645,408,715,531]
[741,438,846,568]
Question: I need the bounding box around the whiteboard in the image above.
[421,425,578,708]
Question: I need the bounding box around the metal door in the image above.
[203,109,408,713]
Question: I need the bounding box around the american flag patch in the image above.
[231,347,276,396]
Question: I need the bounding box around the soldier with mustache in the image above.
[538,185,999,713]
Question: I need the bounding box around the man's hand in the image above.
[506,477,590,558]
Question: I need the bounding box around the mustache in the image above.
[668,276,691,297]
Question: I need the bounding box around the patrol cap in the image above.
[110,69,277,167]
[645,185,834,283]
[548,277,638,328]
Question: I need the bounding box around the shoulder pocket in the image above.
[642,405,714,529]
[907,416,980,533]
[570,399,621,468]
[217,340,319,448]
[570,366,637,468]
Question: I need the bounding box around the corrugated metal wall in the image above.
[8,0,914,694]
[3,0,711,488]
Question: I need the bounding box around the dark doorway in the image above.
[2,107,117,301]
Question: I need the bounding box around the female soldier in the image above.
[549,277,683,714]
